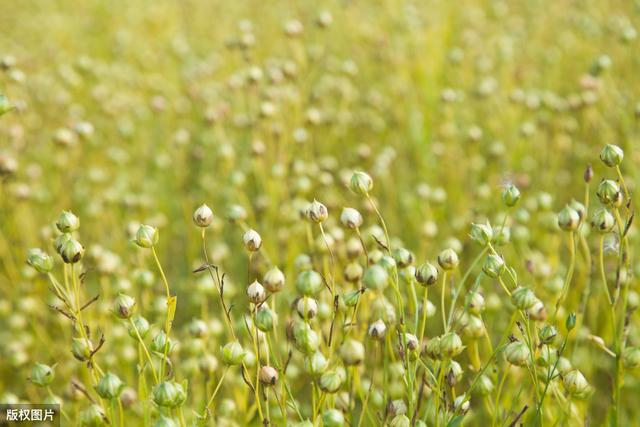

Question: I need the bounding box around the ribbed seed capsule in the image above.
[437,249,459,270]
[415,262,438,286]
[192,204,214,227]
[600,144,624,167]
[511,287,538,310]
[263,266,285,293]
[259,366,279,386]
[350,171,373,195]
[504,341,530,366]
[563,369,592,398]
[439,332,463,358]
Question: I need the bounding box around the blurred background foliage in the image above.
[1,0,640,425]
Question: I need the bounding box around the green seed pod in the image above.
[378,256,397,276]
[537,345,558,368]
[569,199,586,221]
[183,338,206,356]
[79,404,105,426]
[566,312,577,331]
[30,363,54,386]
[71,337,93,361]
[294,254,313,272]
[226,204,248,223]
[217,398,236,416]
[188,319,208,338]
[448,360,464,385]
[259,365,279,386]
[344,262,363,282]
[387,399,407,417]
[502,184,521,207]
[243,350,256,368]
[527,300,546,321]
[596,180,622,206]
[199,354,219,375]
[425,336,442,359]
[256,307,277,332]
[54,233,72,254]
[453,394,470,414]
[96,372,124,400]
[127,315,150,339]
[151,331,175,354]
[221,341,246,365]
[243,229,262,252]
[623,347,640,369]
[113,293,136,319]
[296,297,319,319]
[343,290,360,308]
[60,238,85,264]
[132,269,155,288]
[467,292,485,315]
[437,249,459,270]
[153,381,186,408]
[304,351,328,377]
[392,247,414,268]
[557,206,580,231]
[537,192,554,211]
[368,319,386,340]
[346,239,363,260]
[482,254,505,278]
[465,315,486,339]
[153,417,178,427]
[552,357,572,376]
[600,144,624,167]
[477,374,494,395]
[135,224,159,248]
[492,226,511,246]
[402,333,420,360]
[370,295,397,324]
[390,414,411,427]
[368,249,384,265]
[627,290,639,311]
[470,222,493,246]
[511,287,538,310]
[0,94,12,116]
[538,325,558,345]
[363,265,389,290]
[293,322,320,354]
[295,270,324,296]
[247,280,266,304]
[192,204,214,227]
[319,370,343,393]
[340,339,365,365]
[340,207,363,229]
[322,408,345,427]
[56,210,80,233]
[591,209,615,233]
[415,262,438,286]
[563,369,592,398]
[504,341,530,367]
[307,200,328,223]
[263,266,285,293]
[349,171,373,195]
[440,332,463,358]
[26,248,54,273]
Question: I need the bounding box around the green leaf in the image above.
[447,416,465,427]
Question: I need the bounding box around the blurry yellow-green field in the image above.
[1,0,640,426]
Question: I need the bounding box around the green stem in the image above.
[440,272,448,332]
[129,317,159,384]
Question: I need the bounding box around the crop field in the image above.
[1,0,639,426]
